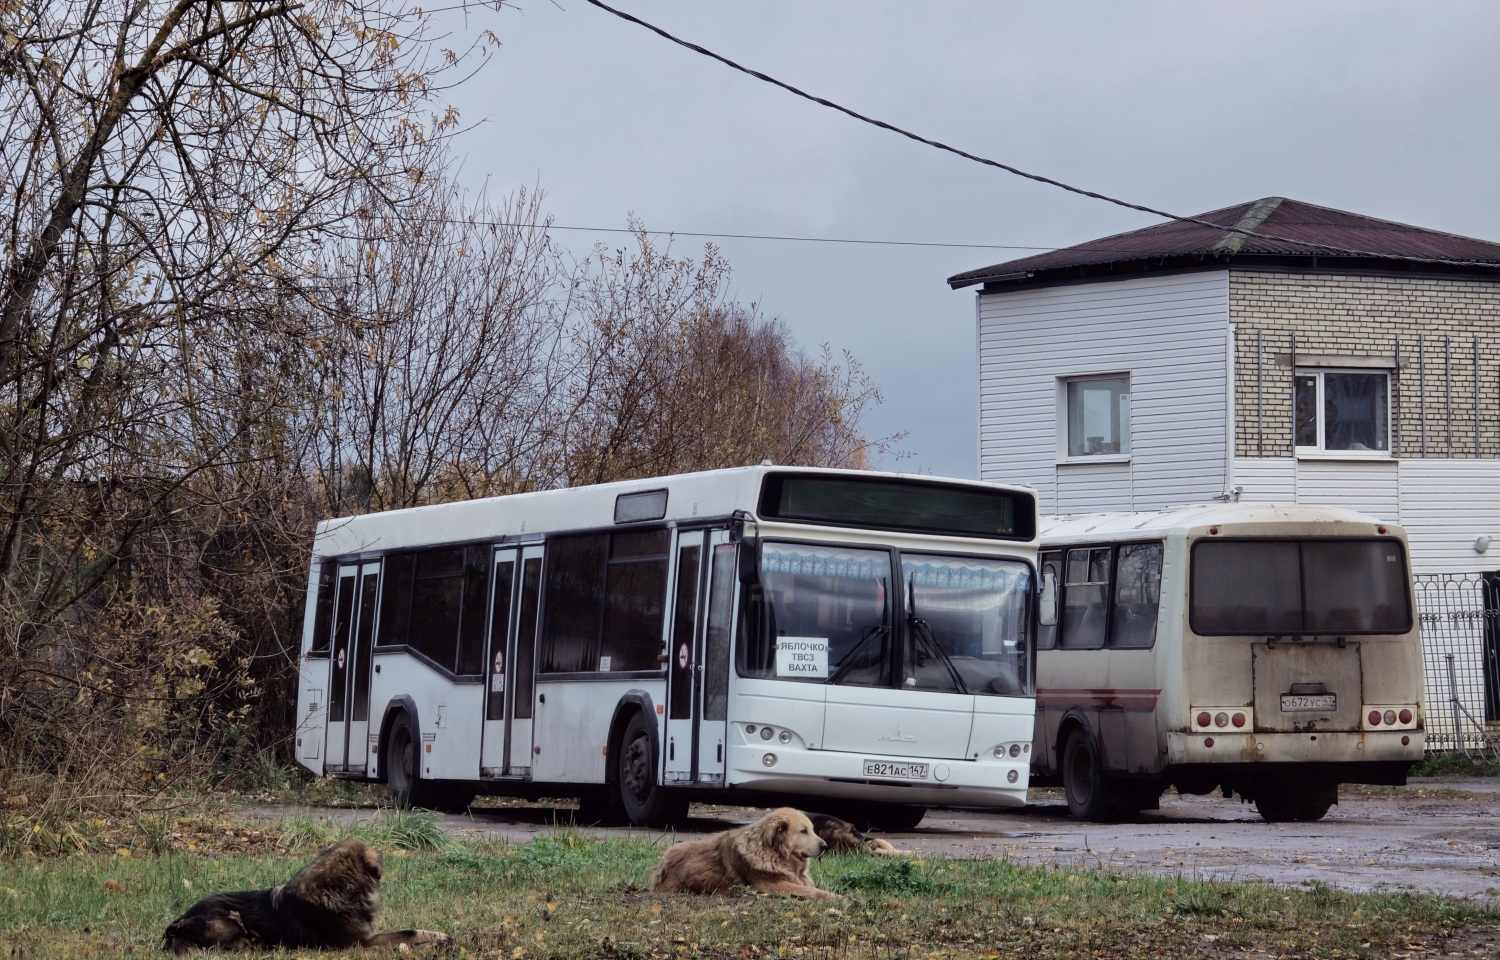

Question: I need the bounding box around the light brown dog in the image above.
[650,807,839,900]
[807,813,913,856]
[162,838,452,952]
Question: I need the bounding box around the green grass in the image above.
[2,824,1497,959]
[1411,752,1500,777]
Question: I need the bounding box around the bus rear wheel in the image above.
[1062,728,1111,821]
[1255,783,1336,822]
[616,712,688,828]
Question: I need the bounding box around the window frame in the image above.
[1058,373,1131,462]
[1188,536,1413,637]
[1045,540,1164,651]
[1293,367,1392,458]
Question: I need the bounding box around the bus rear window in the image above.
[1190,538,1412,636]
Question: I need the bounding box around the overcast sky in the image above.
[440,1,1500,480]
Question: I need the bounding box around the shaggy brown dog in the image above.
[650,807,838,900]
[807,813,913,856]
[162,838,451,953]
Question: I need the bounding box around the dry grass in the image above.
[2,816,1497,959]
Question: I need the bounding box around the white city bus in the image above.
[294,466,1038,829]
[1032,503,1425,823]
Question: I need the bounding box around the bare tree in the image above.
[311,183,565,511]
[555,230,900,484]
[0,0,498,793]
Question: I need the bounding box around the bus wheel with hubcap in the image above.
[386,713,423,808]
[385,712,471,812]
[1255,783,1336,822]
[617,712,688,828]
[1062,728,1110,821]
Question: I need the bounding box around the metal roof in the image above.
[948,197,1500,289]
[1039,502,1400,542]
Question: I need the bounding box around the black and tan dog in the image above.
[162,837,451,953]
[808,813,913,856]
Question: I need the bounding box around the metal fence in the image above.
[1413,573,1500,755]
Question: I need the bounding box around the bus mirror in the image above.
[1038,567,1058,626]
[738,538,760,585]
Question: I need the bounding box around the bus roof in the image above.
[312,465,1035,559]
[1040,502,1402,542]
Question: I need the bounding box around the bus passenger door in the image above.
[663,532,706,784]
[507,546,544,777]
[326,561,379,773]
[663,530,734,786]
[480,548,519,778]
[696,534,737,783]
[344,561,380,776]
[325,565,357,770]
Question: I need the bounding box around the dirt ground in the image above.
[248,777,1500,903]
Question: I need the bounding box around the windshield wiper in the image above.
[826,622,890,685]
[906,577,969,694]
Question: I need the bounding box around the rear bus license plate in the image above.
[863,760,929,780]
[1281,694,1335,711]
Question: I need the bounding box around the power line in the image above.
[582,0,1500,271]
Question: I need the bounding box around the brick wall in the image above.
[1230,271,1500,459]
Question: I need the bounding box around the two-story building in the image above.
[950,197,1500,752]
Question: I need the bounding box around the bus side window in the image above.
[1109,542,1162,649]
[599,529,670,672]
[1036,551,1062,649]
[540,534,608,673]
[456,545,491,676]
[308,561,337,656]
[377,553,414,648]
[409,547,465,670]
[735,583,774,678]
[1061,547,1110,649]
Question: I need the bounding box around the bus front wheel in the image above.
[616,712,688,828]
[859,803,926,832]
[1062,728,1110,821]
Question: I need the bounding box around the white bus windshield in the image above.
[737,542,1032,695]
[1190,538,1413,635]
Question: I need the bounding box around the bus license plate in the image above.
[863,760,929,781]
[1281,694,1335,711]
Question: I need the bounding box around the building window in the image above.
[1063,375,1130,457]
[1294,370,1389,454]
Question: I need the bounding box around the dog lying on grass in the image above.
[650,807,839,900]
[807,813,913,856]
[162,837,451,953]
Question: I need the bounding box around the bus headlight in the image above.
[762,753,777,767]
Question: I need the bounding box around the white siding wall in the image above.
[1231,457,1500,577]
[1230,458,1296,502]
[1296,460,1401,519]
[977,271,1231,513]
[1398,460,1500,576]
